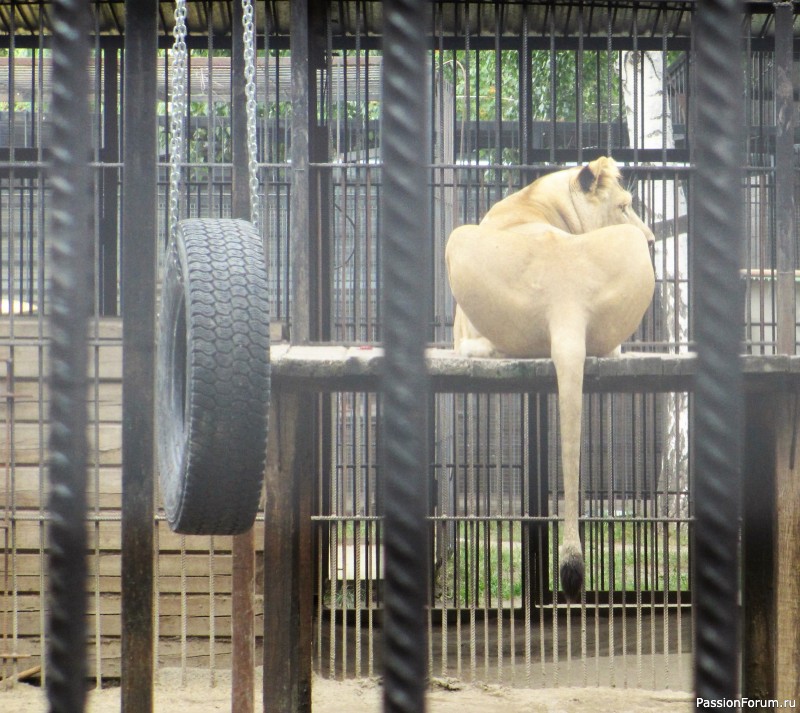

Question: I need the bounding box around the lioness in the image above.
[446,157,655,602]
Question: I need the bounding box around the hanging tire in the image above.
[156,218,270,535]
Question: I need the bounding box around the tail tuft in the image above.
[559,553,584,603]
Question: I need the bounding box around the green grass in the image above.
[320,518,691,609]
[434,520,690,608]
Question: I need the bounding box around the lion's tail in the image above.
[559,545,584,603]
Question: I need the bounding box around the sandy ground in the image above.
[1,668,693,712]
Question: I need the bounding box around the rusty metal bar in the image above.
[120,1,157,711]
[1,359,12,685]
[231,4,256,712]
[231,529,256,713]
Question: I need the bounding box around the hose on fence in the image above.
[47,0,92,711]
[692,0,745,701]
[381,1,431,711]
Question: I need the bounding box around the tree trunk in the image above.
[621,51,689,519]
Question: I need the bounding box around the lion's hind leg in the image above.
[452,305,502,358]
[550,318,588,603]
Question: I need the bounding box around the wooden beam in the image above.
[774,392,800,700]
[120,1,157,712]
[262,394,314,713]
[743,393,776,698]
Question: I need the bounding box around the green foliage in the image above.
[437,48,623,123]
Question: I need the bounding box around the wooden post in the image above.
[774,393,800,700]
[742,393,776,698]
[120,1,157,711]
[743,388,800,701]
[261,2,321,711]
[232,529,256,713]
[263,394,314,712]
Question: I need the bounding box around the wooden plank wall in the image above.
[1,317,266,681]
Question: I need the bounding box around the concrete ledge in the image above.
[270,344,800,393]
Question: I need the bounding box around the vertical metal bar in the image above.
[520,4,530,168]
[526,395,548,605]
[2,361,11,686]
[494,1,502,200]
[576,7,583,162]
[101,47,120,316]
[774,3,795,356]
[120,1,157,711]
[381,0,430,711]
[35,5,46,689]
[549,15,556,164]
[231,6,256,713]
[92,20,104,688]
[692,0,744,703]
[233,1,252,221]
[46,0,92,710]
[290,0,317,343]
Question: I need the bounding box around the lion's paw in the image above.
[458,337,500,359]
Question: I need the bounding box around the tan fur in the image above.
[445,157,655,600]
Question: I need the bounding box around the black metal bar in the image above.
[232,2,250,222]
[46,0,91,710]
[120,1,157,711]
[290,0,313,343]
[692,0,745,703]
[774,2,795,356]
[381,1,431,711]
[526,394,550,604]
[101,47,120,316]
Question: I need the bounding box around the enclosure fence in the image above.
[0,0,797,698]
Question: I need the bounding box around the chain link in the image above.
[241,0,261,233]
[168,0,188,241]
[169,0,261,237]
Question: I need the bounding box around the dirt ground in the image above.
[1,668,693,712]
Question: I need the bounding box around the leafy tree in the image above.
[438,48,622,123]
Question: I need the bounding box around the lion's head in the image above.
[481,156,655,243]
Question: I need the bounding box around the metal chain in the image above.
[168,0,188,241]
[169,0,260,236]
[241,0,261,232]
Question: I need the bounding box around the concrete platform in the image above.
[270,344,800,393]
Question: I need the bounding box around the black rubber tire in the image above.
[156,218,270,535]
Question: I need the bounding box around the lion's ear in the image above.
[577,156,621,194]
[577,163,598,193]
